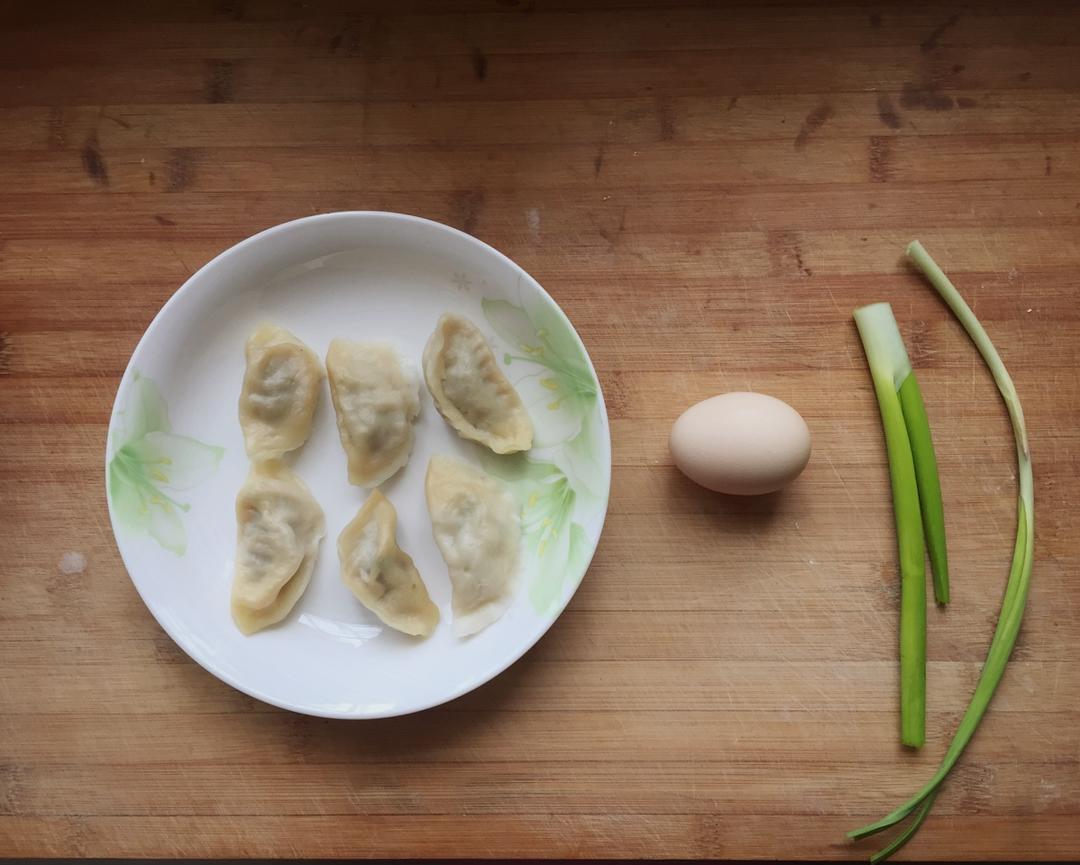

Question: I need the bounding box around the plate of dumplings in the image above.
[106,212,611,718]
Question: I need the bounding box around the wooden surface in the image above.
[2,0,1079,860]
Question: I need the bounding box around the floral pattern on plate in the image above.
[481,293,606,613]
[107,371,224,555]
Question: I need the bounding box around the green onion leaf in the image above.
[897,373,950,604]
[853,302,927,749]
[868,788,939,865]
[848,241,1035,861]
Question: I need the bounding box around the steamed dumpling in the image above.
[425,455,520,636]
[238,323,323,461]
[326,339,420,487]
[232,460,325,635]
[338,489,439,637]
[422,313,533,454]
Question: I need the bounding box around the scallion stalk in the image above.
[848,241,1035,862]
[853,302,927,749]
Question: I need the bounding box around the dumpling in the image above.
[238,323,323,461]
[425,455,521,636]
[422,313,533,454]
[232,460,325,635]
[338,489,439,637]
[326,339,420,487]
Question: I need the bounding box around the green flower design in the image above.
[479,289,607,613]
[481,294,605,498]
[482,296,596,443]
[482,453,593,614]
[107,371,224,555]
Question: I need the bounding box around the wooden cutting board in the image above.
[2,1,1078,859]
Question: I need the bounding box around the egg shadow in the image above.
[665,465,789,531]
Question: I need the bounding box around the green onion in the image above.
[853,302,927,749]
[898,373,949,604]
[867,788,938,864]
[848,241,1035,862]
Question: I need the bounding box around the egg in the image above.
[669,392,811,495]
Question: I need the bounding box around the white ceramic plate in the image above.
[106,212,611,718]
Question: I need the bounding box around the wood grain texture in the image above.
[1,0,1079,860]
